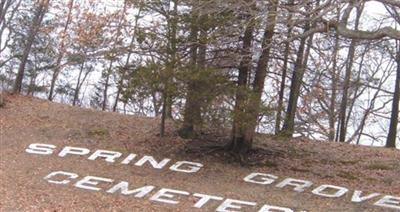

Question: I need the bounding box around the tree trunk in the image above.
[229,19,254,154]
[346,46,367,143]
[151,92,160,116]
[113,37,134,112]
[229,0,278,156]
[160,0,178,137]
[281,27,311,137]
[337,41,356,142]
[281,1,317,137]
[328,32,340,141]
[337,6,363,142]
[275,0,294,134]
[27,70,37,96]
[0,0,10,26]
[0,91,4,107]
[13,0,49,94]
[1,0,23,57]
[73,62,85,106]
[327,8,341,141]
[102,61,113,111]
[113,87,121,112]
[160,90,167,137]
[113,3,141,112]
[180,12,208,138]
[386,46,400,148]
[48,0,73,101]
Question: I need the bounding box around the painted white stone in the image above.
[169,161,203,173]
[351,190,380,203]
[88,149,122,163]
[106,181,154,198]
[120,153,137,164]
[374,195,400,210]
[26,143,56,155]
[134,156,171,169]
[25,144,400,211]
[26,143,205,174]
[44,171,78,184]
[74,176,113,191]
[58,146,90,157]
[216,198,257,212]
[193,193,223,208]
[275,178,313,192]
[258,204,294,212]
[244,173,278,185]
[149,188,190,205]
[312,184,348,198]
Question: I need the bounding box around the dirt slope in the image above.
[0,95,399,212]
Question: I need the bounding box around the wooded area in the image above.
[0,0,399,160]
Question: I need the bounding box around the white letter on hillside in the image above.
[312,185,348,198]
[150,188,190,205]
[276,178,313,192]
[351,190,380,203]
[26,143,56,155]
[88,150,122,163]
[135,156,171,169]
[244,173,278,185]
[193,193,223,208]
[120,154,137,164]
[44,171,78,185]
[170,161,203,173]
[374,195,400,210]
[258,204,294,212]
[216,199,257,212]
[75,176,113,191]
[58,146,90,157]
[106,181,154,198]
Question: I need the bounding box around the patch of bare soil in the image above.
[0,95,399,212]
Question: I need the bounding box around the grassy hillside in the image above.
[0,95,399,211]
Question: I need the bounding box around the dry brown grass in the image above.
[1,95,399,212]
